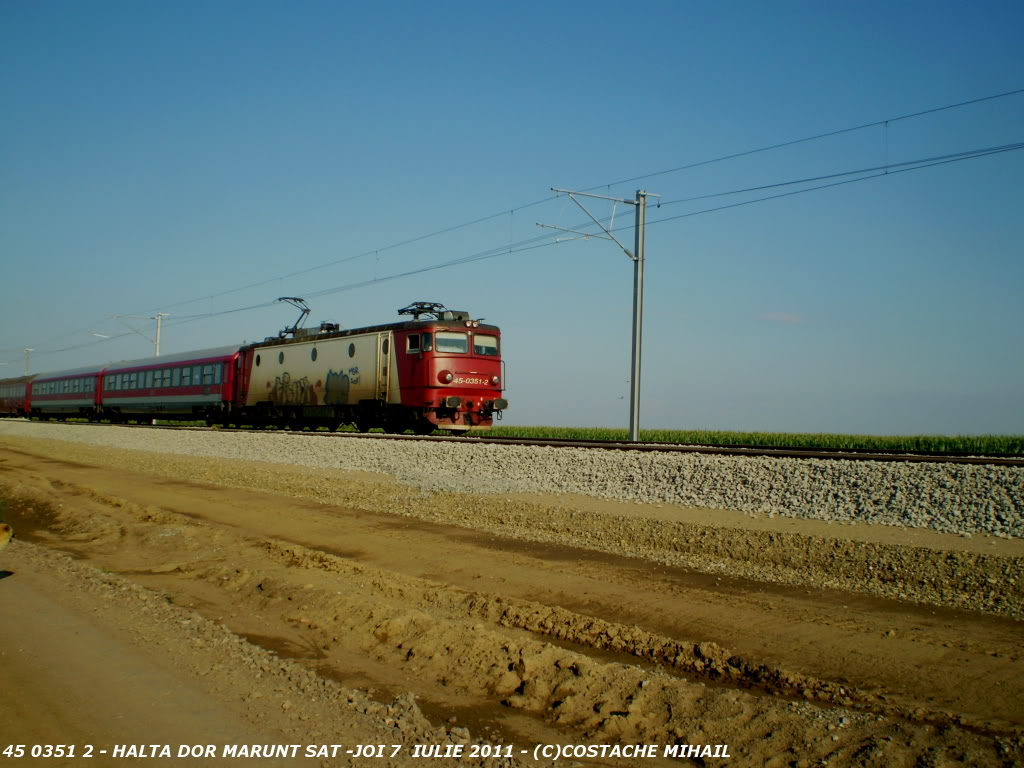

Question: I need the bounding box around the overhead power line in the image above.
[654,140,1024,208]
[642,141,1024,228]
[585,87,1024,191]
[6,88,1022,362]
[116,87,1024,317]
[159,138,1024,327]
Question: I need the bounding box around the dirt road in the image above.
[1,432,1022,767]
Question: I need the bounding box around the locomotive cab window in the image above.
[406,334,420,353]
[435,331,468,353]
[421,333,433,352]
[474,334,499,356]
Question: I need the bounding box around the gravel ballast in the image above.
[1,421,1020,538]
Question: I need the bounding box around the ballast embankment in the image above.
[0,421,1020,539]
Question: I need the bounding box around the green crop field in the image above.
[485,426,1024,455]
[56,417,1024,454]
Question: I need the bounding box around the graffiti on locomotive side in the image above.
[269,372,316,405]
[324,369,351,405]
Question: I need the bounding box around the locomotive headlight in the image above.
[438,370,453,384]
[491,375,500,385]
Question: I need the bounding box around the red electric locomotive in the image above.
[237,301,507,432]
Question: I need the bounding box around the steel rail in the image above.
[13,418,1024,467]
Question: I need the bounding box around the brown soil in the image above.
[0,434,1022,767]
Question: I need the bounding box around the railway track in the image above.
[15,418,1024,466]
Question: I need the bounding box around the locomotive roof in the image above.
[252,319,500,349]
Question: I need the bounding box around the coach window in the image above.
[172,368,180,387]
[406,334,420,353]
[435,331,468,354]
[202,365,215,385]
[192,366,200,384]
[214,365,222,384]
[181,367,192,386]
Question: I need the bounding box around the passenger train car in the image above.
[0,375,34,418]
[0,302,507,433]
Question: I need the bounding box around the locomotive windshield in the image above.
[435,331,468,353]
[473,334,499,356]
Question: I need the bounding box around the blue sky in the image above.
[2,1,1022,434]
